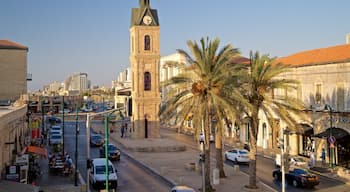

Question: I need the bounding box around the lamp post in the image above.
[75,103,79,186]
[325,104,335,168]
[62,96,65,157]
[199,132,205,192]
[41,98,45,137]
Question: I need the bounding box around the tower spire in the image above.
[139,0,150,8]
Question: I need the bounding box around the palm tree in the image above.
[239,51,305,189]
[160,37,244,191]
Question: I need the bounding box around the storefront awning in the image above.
[313,127,349,139]
[27,146,47,157]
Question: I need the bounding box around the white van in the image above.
[89,158,118,190]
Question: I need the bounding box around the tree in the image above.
[160,37,245,191]
[240,51,305,189]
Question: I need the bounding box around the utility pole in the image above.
[280,126,286,192]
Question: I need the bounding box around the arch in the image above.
[144,72,151,91]
[144,35,150,50]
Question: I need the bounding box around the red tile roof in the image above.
[276,44,350,67]
[0,40,28,50]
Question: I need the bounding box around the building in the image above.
[0,40,29,102]
[234,40,350,168]
[130,0,161,139]
[64,72,90,93]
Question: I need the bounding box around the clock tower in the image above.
[129,0,160,138]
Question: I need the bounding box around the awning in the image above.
[313,128,349,140]
[27,146,47,157]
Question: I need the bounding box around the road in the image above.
[63,121,171,192]
[161,128,347,192]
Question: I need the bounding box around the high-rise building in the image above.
[64,72,90,93]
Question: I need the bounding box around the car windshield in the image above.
[92,135,102,140]
[293,169,308,174]
[95,165,114,174]
[51,135,61,139]
[293,157,305,162]
[238,150,248,154]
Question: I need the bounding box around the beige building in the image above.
[129,0,161,139]
[235,43,350,168]
[0,40,28,102]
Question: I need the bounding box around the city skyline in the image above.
[1,0,349,91]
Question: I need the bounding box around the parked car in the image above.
[100,144,121,161]
[275,154,308,168]
[224,149,250,164]
[90,134,104,147]
[49,134,63,145]
[50,125,62,135]
[171,185,196,192]
[272,168,320,188]
[89,158,118,190]
[48,116,61,124]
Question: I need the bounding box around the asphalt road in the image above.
[161,128,348,192]
[63,121,171,192]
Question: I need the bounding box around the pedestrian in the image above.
[320,148,326,166]
[309,150,315,168]
[124,123,128,137]
[121,124,125,138]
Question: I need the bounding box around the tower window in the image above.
[144,35,150,50]
[144,72,151,91]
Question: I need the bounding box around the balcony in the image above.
[26,73,32,81]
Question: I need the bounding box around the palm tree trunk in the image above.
[247,111,259,189]
[204,109,214,192]
[215,125,226,178]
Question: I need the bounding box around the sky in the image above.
[1,0,349,91]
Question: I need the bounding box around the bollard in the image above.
[233,165,239,172]
[213,168,219,185]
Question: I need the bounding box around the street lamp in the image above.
[75,103,79,186]
[62,96,65,158]
[324,104,335,168]
[199,132,205,192]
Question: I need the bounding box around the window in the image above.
[315,83,322,104]
[144,35,150,50]
[262,123,267,140]
[144,72,151,91]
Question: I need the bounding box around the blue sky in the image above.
[1,0,349,91]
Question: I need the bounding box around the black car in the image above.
[90,134,104,147]
[272,168,320,188]
[99,144,121,161]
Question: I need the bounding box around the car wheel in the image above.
[234,158,238,164]
[292,179,299,187]
[225,154,228,161]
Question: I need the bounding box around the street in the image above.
[63,121,171,192]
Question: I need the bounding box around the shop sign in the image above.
[16,154,29,166]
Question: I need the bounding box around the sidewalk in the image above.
[93,124,275,192]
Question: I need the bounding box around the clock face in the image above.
[143,15,152,25]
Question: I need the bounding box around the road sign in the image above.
[328,136,336,144]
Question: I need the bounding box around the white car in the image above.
[171,185,195,192]
[89,158,118,190]
[224,149,250,163]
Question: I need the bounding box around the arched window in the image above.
[144,72,151,90]
[144,35,150,50]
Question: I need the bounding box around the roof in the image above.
[130,1,159,27]
[92,158,113,166]
[276,44,350,67]
[0,39,28,50]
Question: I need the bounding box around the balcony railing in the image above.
[27,73,32,81]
